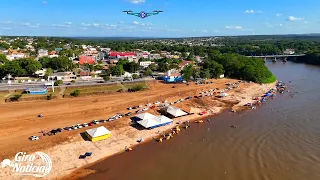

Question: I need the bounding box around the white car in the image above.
[71,125,78,130]
[154,102,160,105]
[83,123,89,127]
[138,105,143,108]
[142,107,149,111]
[29,136,39,141]
[146,103,152,106]
[64,127,72,131]
[92,120,99,124]
[76,124,83,128]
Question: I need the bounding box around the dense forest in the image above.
[294,51,320,65]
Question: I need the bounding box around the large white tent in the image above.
[135,113,173,129]
[137,118,160,129]
[165,106,188,117]
[154,115,173,124]
[135,112,157,120]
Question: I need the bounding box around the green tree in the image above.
[200,68,211,79]
[132,74,139,79]
[123,62,139,73]
[110,64,124,76]
[103,75,110,81]
[144,67,153,76]
[0,54,8,64]
[44,68,53,79]
[187,52,194,61]
[70,89,80,97]
[149,63,158,71]
[192,68,200,80]
[158,62,169,72]
[181,65,193,82]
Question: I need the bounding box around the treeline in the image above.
[181,52,276,83]
[294,51,320,65]
[0,56,78,79]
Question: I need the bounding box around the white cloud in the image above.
[93,23,99,27]
[130,0,146,4]
[287,16,303,21]
[42,1,47,4]
[118,21,124,24]
[225,26,242,30]
[201,30,208,33]
[276,14,282,16]
[133,21,139,25]
[65,22,72,25]
[244,10,254,14]
[81,23,91,27]
[0,27,12,30]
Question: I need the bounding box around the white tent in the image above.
[135,113,157,120]
[165,106,188,117]
[86,126,111,138]
[137,118,160,129]
[154,115,173,124]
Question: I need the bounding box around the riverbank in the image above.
[0,79,276,180]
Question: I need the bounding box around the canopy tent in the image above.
[85,126,111,142]
[137,115,173,129]
[135,113,157,121]
[154,115,173,124]
[165,106,188,117]
[137,118,160,129]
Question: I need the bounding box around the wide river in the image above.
[82,61,320,180]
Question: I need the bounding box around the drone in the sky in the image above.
[122,10,163,19]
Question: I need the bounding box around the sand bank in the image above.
[0,79,276,180]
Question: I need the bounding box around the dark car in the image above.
[97,81,104,83]
[99,119,107,123]
[56,128,63,132]
[125,112,132,116]
[66,83,72,85]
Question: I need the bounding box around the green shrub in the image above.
[70,89,80,97]
[128,84,144,92]
[54,80,63,86]
[71,80,76,83]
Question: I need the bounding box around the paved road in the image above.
[0,78,153,91]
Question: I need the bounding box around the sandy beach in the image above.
[0,79,276,180]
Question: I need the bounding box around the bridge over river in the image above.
[247,54,306,62]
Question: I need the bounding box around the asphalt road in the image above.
[0,78,153,91]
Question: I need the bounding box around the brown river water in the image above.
[81,61,320,180]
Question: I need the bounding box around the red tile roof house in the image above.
[79,55,96,65]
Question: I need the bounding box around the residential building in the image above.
[79,55,96,65]
[35,69,47,77]
[38,49,48,57]
[148,53,161,60]
[6,53,27,61]
[49,72,77,81]
[140,61,153,68]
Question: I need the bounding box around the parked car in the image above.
[127,107,133,110]
[29,136,39,141]
[56,128,63,132]
[125,112,133,116]
[92,120,99,124]
[71,125,78,130]
[83,123,89,127]
[108,117,115,121]
[142,107,148,111]
[64,127,72,131]
[154,102,160,105]
[76,124,83,129]
[100,119,107,123]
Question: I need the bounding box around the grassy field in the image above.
[64,83,148,95]
[261,75,277,84]
[0,82,148,102]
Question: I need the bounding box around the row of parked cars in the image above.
[29,113,128,141]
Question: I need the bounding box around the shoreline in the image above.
[0,79,277,180]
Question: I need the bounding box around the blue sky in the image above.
[0,0,319,37]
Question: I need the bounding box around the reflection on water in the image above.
[82,62,320,180]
